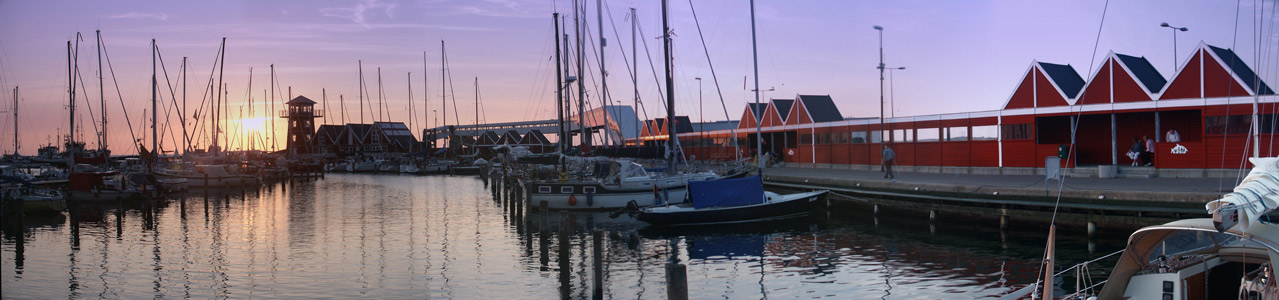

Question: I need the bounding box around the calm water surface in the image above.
[2,173,1124,299]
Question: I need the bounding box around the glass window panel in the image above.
[947,127,969,141]
[850,131,868,143]
[917,128,940,142]
[972,125,1000,140]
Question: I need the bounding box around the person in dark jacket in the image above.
[1127,137,1144,166]
[882,144,896,179]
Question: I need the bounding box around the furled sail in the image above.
[1206,157,1279,233]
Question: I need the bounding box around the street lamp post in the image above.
[1160,22,1188,72]
[874,26,885,139]
[887,67,905,117]
[695,77,703,130]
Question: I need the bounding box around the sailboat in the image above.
[623,0,827,226]
[524,1,721,211]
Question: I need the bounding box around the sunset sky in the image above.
[0,0,1275,155]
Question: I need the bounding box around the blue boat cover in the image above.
[690,175,765,209]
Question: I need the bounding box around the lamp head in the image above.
[896,67,906,70]
[1160,22,1170,27]
[873,25,883,30]
[1179,27,1188,32]
[695,77,702,80]
[565,75,577,83]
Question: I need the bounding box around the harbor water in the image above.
[2,174,1124,299]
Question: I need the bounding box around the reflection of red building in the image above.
[640,43,1275,172]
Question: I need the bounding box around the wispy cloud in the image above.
[106,12,171,21]
[411,0,546,19]
[320,0,399,28]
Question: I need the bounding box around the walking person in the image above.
[882,144,896,179]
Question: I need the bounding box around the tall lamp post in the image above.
[874,25,886,140]
[887,66,905,117]
[1159,22,1188,71]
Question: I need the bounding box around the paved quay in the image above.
[759,166,1245,229]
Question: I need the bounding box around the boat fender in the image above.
[568,194,577,206]
[586,191,594,206]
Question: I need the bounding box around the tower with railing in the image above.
[282,95,322,156]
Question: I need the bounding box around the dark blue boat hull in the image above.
[636,191,828,226]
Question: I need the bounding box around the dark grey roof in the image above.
[346,124,376,142]
[1115,53,1167,93]
[772,99,795,120]
[286,95,316,105]
[747,103,767,122]
[691,120,739,132]
[522,130,551,145]
[315,125,346,144]
[388,135,418,147]
[1208,45,1275,95]
[374,122,414,137]
[502,130,522,143]
[1037,62,1085,98]
[477,131,501,145]
[671,116,694,134]
[797,95,843,123]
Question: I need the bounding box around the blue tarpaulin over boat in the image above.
[690,175,765,209]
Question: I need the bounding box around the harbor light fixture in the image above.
[1159,22,1188,71]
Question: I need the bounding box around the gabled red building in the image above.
[636,42,1276,175]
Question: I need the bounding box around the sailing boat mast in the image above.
[441,40,447,157]
[554,13,565,153]
[12,86,17,156]
[661,0,677,172]
[247,68,254,150]
[632,8,638,143]
[749,0,764,172]
[429,51,434,147]
[181,56,186,155]
[97,30,106,153]
[214,38,226,155]
[575,0,587,151]
[358,61,364,124]
[597,0,607,147]
[67,40,76,169]
[151,39,157,156]
[377,67,384,123]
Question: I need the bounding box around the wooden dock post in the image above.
[539,200,550,269]
[593,229,605,299]
[665,263,688,300]
[557,218,572,299]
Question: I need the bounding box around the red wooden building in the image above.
[640,43,1276,173]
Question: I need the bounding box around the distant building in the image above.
[309,121,419,156]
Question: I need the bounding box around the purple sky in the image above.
[1,0,1276,155]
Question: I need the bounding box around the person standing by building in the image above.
[1143,135,1155,166]
[1165,127,1181,143]
[882,144,896,179]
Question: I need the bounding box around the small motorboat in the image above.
[18,188,67,213]
[628,175,828,226]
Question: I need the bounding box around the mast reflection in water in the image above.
[1,174,1123,298]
